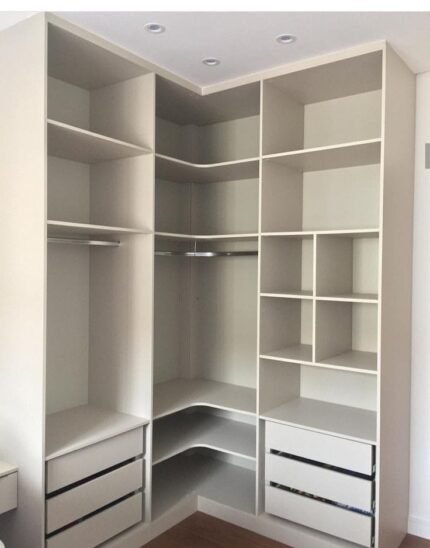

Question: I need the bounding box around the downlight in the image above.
[276,34,296,44]
[202,57,221,67]
[144,22,166,34]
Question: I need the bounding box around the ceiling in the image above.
[2,11,430,91]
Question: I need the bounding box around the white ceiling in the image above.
[2,11,430,90]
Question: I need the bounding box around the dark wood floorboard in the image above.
[145,512,430,548]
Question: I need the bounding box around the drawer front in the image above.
[46,492,142,548]
[265,485,373,547]
[46,427,144,493]
[266,421,373,475]
[46,459,143,534]
[266,453,373,512]
[0,473,17,515]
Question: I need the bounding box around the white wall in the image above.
[409,71,430,539]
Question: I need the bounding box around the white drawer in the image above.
[46,459,143,534]
[46,492,142,548]
[266,453,373,512]
[266,421,373,475]
[265,485,373,547]
[0,472,17,515]
[46,427,144,493]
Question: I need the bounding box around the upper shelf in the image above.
[155,154,259,184]
[263,138,381,172]
[155,231,258,241]
[48,220,148,238]
[47,119,151,164]
[154,378,256,419]
[45,404,149,461]
[261,397,376,444]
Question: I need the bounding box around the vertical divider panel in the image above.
[312,235,317,363]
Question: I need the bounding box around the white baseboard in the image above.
[408,515,430,540]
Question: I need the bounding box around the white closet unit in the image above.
[0,14,415,548]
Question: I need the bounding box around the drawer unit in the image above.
[265,485,373,547]
[46,459,143,534]
[266,453,374,512]
[46,492,142,548]
[0,472,18,515]
[266,421,374,475]
[46,427,144,494]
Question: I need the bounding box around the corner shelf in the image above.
[48,220,148,238]
[261,397,376,444]
[155,153,259,184]
[47,119,151,164]
[153,413,256,465]
[45,404,149,461]
[155,231,258,241]
[263,138,381,172]
[153,379,256,419]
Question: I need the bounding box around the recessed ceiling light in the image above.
[144,22,165,34]
[276,34,296,45]
[202,57,221,67]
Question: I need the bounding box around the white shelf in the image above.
[0,461,17,479]
[153,413,256,465]
[263,138,381,172]
[155,153,259,184]
[316,293,378,303]
[261,344,313,365]
[45,404,149,461]
[262,228,379,237]
[154,379,256,419]
[155,231,258,241]
[152,453,255,519]
[260,290,313,300]
[48,220,147,238]
[318,350,378,374]
[261,397,376,444]
[47,119,151,164]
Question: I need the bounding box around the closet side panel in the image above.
[378,45,415,548]
[0,14,47,548]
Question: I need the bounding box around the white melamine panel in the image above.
[155,179,191,234]
[46,425,144,493]
[152,452,255,519]
[265,421,373,475]
[266,453,373,512]
[153,379,256,419]
[46,244,89,414]
[263,398,376,446]
[47,119,150,164]
[0,473,18,515]
[0,14,46,547]
[48,77,90,130]
[265,486,373,547]
[153,412,256,464]
[46,492,142,548]
[259,361,300,416]
[302,164,380,231]
[303,90,382,149]
[46,459,143,533]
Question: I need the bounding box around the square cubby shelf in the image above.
[316,232,379,302]
[315,301,377,374]
[260,235,313,298]
[260,297,313,364]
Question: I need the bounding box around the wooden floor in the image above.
[145,512,430,548]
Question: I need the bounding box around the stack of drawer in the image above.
[265,422,375,548]
[45,427,145,548]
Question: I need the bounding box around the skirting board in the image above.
[106,494,363,548]
[408,515,430,540]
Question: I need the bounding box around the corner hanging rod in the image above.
[155,250,257,258]
[48,237,120,247]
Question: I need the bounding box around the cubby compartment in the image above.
[315,301,378,373]
[261,158,380,233]
[260,235,313,298]
[259,360,377,444]
[156,77,260,164]
[316,233,379,301]
[260,297,313,364]
[262,51,382,156]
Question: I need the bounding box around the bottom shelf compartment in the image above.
[152,451,256,519]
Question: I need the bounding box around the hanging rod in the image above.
[155,250,258,257]
[48,237,120,247]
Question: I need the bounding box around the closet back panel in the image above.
[155,180,192,234]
